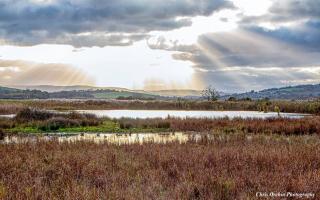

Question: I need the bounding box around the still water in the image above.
[0,110,308,119]
[75,110,307,119]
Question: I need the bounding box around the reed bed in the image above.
[1,108,320,135]
[1,99,320,114]
[117,116,320,135]
[0,135,319,199]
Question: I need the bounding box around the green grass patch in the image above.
[5,120,171,134]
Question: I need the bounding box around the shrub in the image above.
[65,112,101,126]
[156,121,171,129]
[227,97,237,101]
[0,129,4,140]
[39,117,80,131]
[0,119,15,129]
[15,108,53,122]
[119,122,133,129]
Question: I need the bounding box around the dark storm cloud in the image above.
[0,0,234,46]
[169,29,320,69]
[149,26,320,91]
[269,0,320,21]
[247,21,320,52]
[241,0,320,24]
[143,0,320,91]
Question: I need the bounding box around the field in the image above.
[1,99,320,115]
[0,100,320,199]
[0,134,319,199]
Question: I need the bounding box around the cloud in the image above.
[241,0,320,25]
[0,0,234,47]
[158,29,320,69]
[247,21,320,52]
[0,59,95,86]
[9,32,149,47]
[148,27,320,92]
[194,66,320,92]
[269,0,320,21]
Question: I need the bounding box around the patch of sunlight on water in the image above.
[0,114,15,119]
[58,132,190,144]
[1,132,197,145]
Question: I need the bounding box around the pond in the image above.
[0,110,309,119]
[75,110,308,119]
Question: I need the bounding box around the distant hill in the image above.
[6,85,206,98]
[0,86,50,99]
[148,90,202,97]
[223,84,320,100]
[0,86,20,93]
[0,86,162,100]
[8,85,130,92]
[3,84,319,100]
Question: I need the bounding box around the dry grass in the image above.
[0,104,23,115]
[1,99,320,114]
[0,135,319,199]
[118,116,320,135]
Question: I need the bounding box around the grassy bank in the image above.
[0,134,319,199]
[1,99,320,114]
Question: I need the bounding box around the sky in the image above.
[0,0,319,92]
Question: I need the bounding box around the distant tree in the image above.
[274,106,281,117]
[240,97,252,101]
[0,129,4,140]
[227,97,237,101]
[202,86,219,101]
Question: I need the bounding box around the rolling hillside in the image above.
[0,86,162,100]
[8,85,129,92]
[2,84,320,100]
[223,84,320,100]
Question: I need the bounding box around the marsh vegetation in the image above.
[0,134,319,199]
[1,99,320,115]
[0,100,319,199]
[0,108,319,135]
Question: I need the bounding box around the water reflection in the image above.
[0,114,15,119]
[58,132,190,144]
[1,132,195,145]
[75,110,308,119]
[2,133,319,146]
[0,110,309,119]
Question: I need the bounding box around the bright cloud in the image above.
[0,0,319,92]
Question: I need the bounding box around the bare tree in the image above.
[202,85,219,101]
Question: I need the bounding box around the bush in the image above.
[39,117,80,131]
[156,121,171,129]
[0,119,15,129]
[227,97,237,101]
[15,108,53,122]
[0,129,5,140]
[119,122,133,129]
[65,112,101,126]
